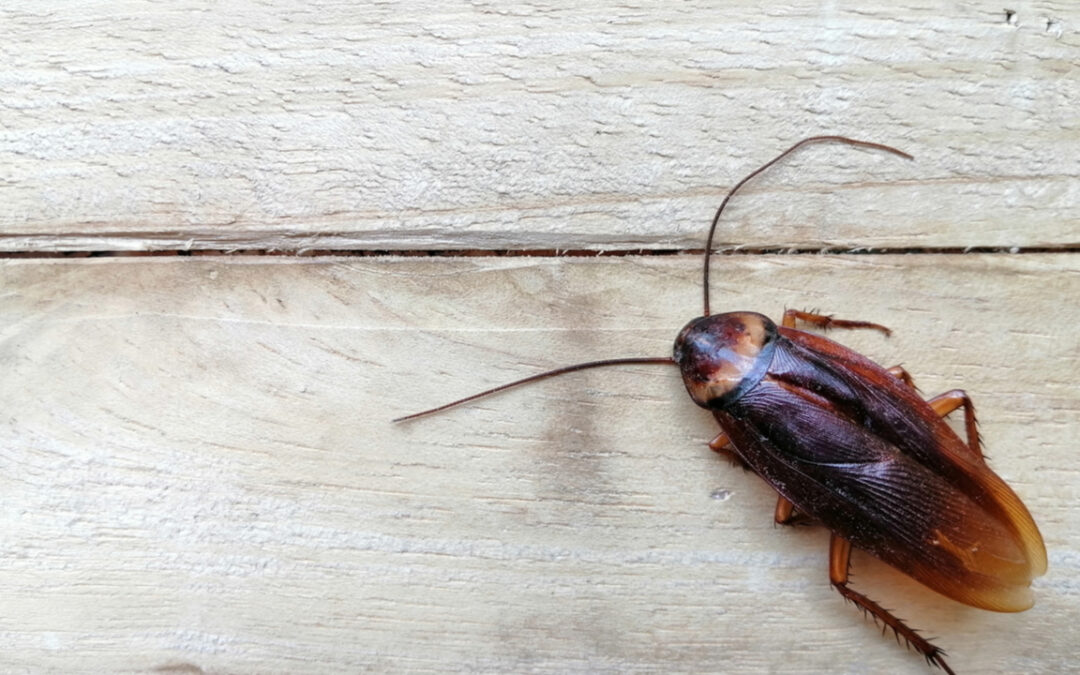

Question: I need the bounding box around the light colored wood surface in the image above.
[3,255,1076,674]
[3,1,1077,673]
[1,1,1077,252]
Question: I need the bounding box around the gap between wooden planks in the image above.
[1,253,1076,674]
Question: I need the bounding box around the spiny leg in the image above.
[829,534,956,675]
[884,366,983,460]
[926,389,982,459]
[782,309,892,336]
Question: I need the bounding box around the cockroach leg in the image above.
[883,368,981,459]
[882,367,982,459]
[775,496,795,523]
[885,365,916,389]
[708,431,731,452]
[829,534,956,675]
[781,309,892,336]
[709,431,751,469]
[774,496,813,526]
[926,389,983,459]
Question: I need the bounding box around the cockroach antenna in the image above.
[700,135,912,316]
[396,136,911,422]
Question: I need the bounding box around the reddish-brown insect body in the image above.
[397,137,1047,674]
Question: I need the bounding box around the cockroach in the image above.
[394,136,1047,674]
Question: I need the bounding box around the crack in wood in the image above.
[1,246,1076,260]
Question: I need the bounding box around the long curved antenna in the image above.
[393,357,676,422]
[701,136,913,316]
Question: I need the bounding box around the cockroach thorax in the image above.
[673,311,778,409]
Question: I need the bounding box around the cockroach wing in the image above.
[714,328,1047,612]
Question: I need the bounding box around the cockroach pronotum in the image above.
[394,136,1047,674]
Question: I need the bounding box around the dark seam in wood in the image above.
[0,245,1077,260]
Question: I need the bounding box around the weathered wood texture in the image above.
[1,1,1077,252]
[2,255,1077,674]
[3,1,1077,674]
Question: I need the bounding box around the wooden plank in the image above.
[1,2,1077,252]
[2,254,1075,673]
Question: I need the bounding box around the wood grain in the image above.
[3,255,1076,674]
[1,1,1077,252]
[3,2,1076,673]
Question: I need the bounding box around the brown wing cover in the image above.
[715,327,1046,612]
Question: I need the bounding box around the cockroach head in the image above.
[673,312,778,409]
